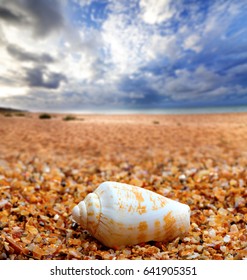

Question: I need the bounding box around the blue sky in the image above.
[0,0,247,111]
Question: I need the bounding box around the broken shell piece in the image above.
[179,174,187,183]
[72,181,190,249]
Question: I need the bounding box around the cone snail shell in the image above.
[72,181,190,249]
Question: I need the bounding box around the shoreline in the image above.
[5,104,247,116]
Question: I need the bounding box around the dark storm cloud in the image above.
[7,44,55,63]
[119,75,165,106]
[22,0,65,37]
[0,6,23,23]
[0,0,65,38]
[25,66,66,89]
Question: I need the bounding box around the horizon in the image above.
[1,0,247,111]
[3,104,247,116]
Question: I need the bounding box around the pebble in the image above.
[238,179,244,188]
[229,179,237,186]
[191,237,200,244]
[53,214,60,221]
[183,237,191,242]
[196,245,203,252]
[191,222,198,228]
[230,224,238,233]
[223,235,231,243]
[179,174,187,182]
[218,208,228,216]
[220,246,227,253]
[234,197,245,208]
[72,169,79,175]
[208,229,216,238]
[0,199,9,209]
[43,165,50,173]
[185,168,197,177]
[34,184,40,191]
[61,180,66,187]
[187,253,200,259]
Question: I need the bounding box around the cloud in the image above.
[118,63,247,107]
[21,0,65,37]
[183,34,202,53]
[164,68,225,100]
[140,0,175,24]
[25,66,66,89]
[1,0,247,110]
[227,63,247,76]
[72,0,93,7]
[7,44,55,63]
[102,13,145,75]
[0,6,24,23]
[153,64,247,105]
[101,5,179,79]
[0,0,65,38]
[145,34,180,61]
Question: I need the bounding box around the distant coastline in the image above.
[1,105,247,115]
[0,107,28,113]
[43,105,247,115]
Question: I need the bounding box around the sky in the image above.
[0,0,247,112]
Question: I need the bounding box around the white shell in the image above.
[72,181,190,249]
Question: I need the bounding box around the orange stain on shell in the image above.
[150,194,167,210]
[95,214,100,222]
[137,205,147,214]
[118,199,125,209]
[132,188,144,203]
[162,211,177,241]
[178,224,187,235]
[128,204,134,213]
[154,219,161,228]
[137,233,147,243]
[95,202,100,208]
[137,221,148,243]
[154,219,162,239]
[138,221,148,231]
[163,211,176,226]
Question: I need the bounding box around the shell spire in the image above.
[72,201,87,228]
[72,181,190,248]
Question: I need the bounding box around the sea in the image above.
[63,105,247,115]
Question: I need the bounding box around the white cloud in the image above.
[72,0,93,7]
[140,0,175,24]
[101,9,181,81]
[183,34,202,53]
[128,92,145,99]
[145,34,180,61]
[203,1,240,38]
[102,13,148,76]
[227,63,247,75]
[0,86,27,98]
[178,1,245,55]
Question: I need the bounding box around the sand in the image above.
[0,112,246,259]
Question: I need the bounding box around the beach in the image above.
[0,112,246,259]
